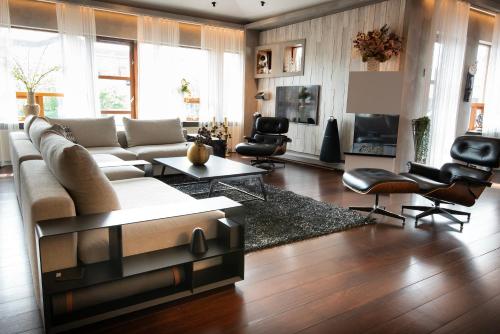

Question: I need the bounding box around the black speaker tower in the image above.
[319,117,341,163]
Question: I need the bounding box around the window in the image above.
[11,28,63,119]
[467,41,491,133]
[427,41,442,115]
[137,43,206,120]
[172,47,205,121]
[95,39,135,124]
[471,42,491,103]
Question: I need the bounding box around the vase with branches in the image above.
[11,48,60,116]
[353,24,402,71]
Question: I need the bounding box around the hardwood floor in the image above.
[1,158,499,334]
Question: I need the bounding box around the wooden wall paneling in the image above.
[341,9,359,154]
[254,0,407,159]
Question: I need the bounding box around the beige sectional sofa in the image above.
[9,116,199,200]
[9,116,232,332]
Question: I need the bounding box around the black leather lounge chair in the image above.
[235,116,291,170]
[401,135,500,231]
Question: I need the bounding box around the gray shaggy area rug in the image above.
[160,176,373,252]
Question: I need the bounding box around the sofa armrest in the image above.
[407,162,442,181]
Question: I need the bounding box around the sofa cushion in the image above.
[77,178,224,261]
[9,131,29,141]
[47,117,120,148]
[29,117,52,151]
[24,115,37,136]
[40,132,120,214]
[123,118,185,147]
[9,139,43,199]
[86,146,137,161]
[92,154,145,181]
[40,133,121,264]
[125,142,192,162]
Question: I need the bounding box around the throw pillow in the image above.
[24,115,37,136]
[122,117,185,147]
[46,124,78,143]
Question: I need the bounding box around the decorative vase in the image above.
[187,142,210,166]
[366,59,380,72]
[23,91,40,116]
[190,228,208,254]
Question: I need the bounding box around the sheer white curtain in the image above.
[137,16,181,119]
[201,26,244,149]
[0,0,19,167]
[483,14,500,138]
[426,0,469,167]
[56,3,98,118]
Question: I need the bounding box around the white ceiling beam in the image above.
[245,0,386,31]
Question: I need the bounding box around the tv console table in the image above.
[36,197,244,333]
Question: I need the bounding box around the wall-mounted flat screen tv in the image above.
[352,114,400,156]
[275,85,320,125]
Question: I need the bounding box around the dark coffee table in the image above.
[154,156,268,202]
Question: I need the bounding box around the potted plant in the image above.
[353,24,403,71]
[12,58,59,117]
[411,116,430,163]
[196,121,232,158]
[179,78,192,100]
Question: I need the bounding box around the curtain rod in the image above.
[40,0,244,30]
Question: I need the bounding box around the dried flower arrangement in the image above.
[353,24,403,63]
[196,120,232,145]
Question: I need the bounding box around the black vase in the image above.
[190,228,208,254]
[320,117,341,162]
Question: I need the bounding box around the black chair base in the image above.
[350,194,406,226]
[250,158,285,171]
[402,202,470,232]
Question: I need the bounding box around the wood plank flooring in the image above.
[0,157,499,334]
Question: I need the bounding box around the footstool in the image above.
[342,168,419,224]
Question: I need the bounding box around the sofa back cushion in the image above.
[123,118,185,147]
[29,117,52,151]
[24,115,37,136]
[47,117,120,148]
[40,132,121,215]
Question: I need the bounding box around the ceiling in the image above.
[106,0,336,24]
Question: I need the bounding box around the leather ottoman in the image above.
[343,168,419,224]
